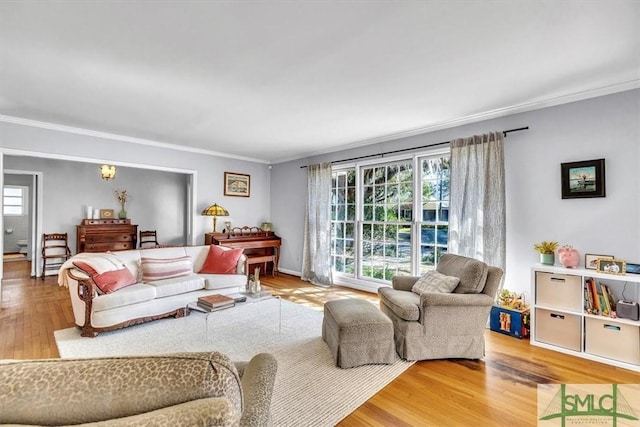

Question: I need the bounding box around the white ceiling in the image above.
[1,1,639,164]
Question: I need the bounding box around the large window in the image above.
[330,152,450,282]
[3,186,27,216]
[361,161,413,281]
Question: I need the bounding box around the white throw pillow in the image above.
[411,271,460,294]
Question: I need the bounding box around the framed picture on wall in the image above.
[224,172,250,197]
[561,158,606,199]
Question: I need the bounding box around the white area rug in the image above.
[55,299,413,427]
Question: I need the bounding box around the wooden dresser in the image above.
[76,219,138,253]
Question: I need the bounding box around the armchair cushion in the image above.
[436,254,488,294]
[411,271,460,295]
[378,287,420,321]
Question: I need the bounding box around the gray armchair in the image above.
[378,254,503,361]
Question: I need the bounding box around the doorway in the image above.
[2,171,41,278]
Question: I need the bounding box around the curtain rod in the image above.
[300,126,529,168]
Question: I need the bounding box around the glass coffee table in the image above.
[186,290,282,340]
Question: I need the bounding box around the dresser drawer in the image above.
[85,233,133,243]
[85,242,133,252]
[535,272,582,312]
[535,308,581,351]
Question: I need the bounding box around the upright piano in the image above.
[205,229,281,277]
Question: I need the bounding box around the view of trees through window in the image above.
[330,153,450,282]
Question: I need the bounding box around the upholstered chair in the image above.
[0,351,277,427]
[378,254,503,361]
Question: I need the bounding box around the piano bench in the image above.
[245,254,278,277]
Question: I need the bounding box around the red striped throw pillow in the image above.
[140,256,193,282]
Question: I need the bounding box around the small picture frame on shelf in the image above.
[585,253,614,270]
[596,258,626,275]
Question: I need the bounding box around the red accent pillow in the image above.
[199,245,244,274]
[73,261,137,294]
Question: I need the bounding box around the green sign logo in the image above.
[539,384,639,426]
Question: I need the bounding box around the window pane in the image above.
[3,187,22,197]
[4,206,22,215]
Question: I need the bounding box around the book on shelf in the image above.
[198,294,235,309]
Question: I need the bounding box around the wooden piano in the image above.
[205,228,281,277]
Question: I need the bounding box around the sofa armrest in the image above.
[420,292,495,308]
[237,353,277,427]
[67,269,100,337]
[392,275,420,292]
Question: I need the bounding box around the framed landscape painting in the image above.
[224,172,250,197]
[561,158,605,199]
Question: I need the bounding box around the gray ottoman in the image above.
[322,298,395,368]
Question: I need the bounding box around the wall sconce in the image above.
[100,165,117,181]
[201,203,229,233]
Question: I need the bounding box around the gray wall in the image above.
[0,122,272,255]
[4,157,189,252]
[3,174,31,256]
[270,89,640,299]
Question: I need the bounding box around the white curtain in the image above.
[301,162,333,287]
[448,131,506,274]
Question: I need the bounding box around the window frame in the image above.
[330,147,450,284]
[3,185,28,217]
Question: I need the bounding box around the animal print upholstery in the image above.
[236,353,278,427]
[0,352,242,426]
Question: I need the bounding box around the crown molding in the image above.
[273,80,640,164]
[0,115,269,165]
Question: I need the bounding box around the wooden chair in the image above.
[41,233,71,279]
[139,230,159,248]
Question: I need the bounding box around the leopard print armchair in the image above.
[0,351,277,427]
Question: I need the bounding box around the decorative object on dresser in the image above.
[531,265,640,371]
[224,172,250,197]
[533,240,559,265]
[561,158,606,199]
[99,208,114,219]
[114,188,128,219]
[201,203,229,233]
[76,219,138,253]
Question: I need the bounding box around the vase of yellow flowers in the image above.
[533,241,559,265]
[114,189,128,219]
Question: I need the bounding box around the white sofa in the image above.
[60,245,247,337]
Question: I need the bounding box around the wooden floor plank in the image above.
[2,261,639,425]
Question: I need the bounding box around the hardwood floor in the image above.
[2,262,639,426]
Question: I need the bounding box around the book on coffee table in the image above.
[197,294,235,310]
